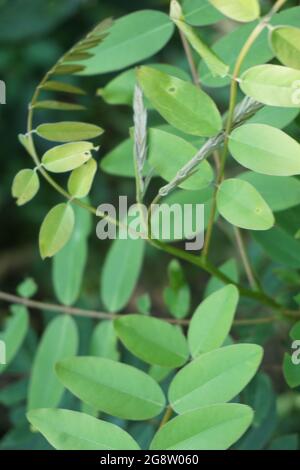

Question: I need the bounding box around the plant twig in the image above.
[233,226,259,290]
[159,406,173,429]
[178,29,201,88]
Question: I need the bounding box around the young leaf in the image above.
[114,314,189,367]
[56,357,166,420]
[52,204,91,306]
[53,64,85,75]
[170,1,228,77]
[205,259,239,297]
[229,124,300,176]
[148,128,213,190]
[33,100,86,111]
[270,26,300,70]
[79,11,174,75]
[183,0,224,26]
[67,158,97,198]
[28,316,78,410]
[239,172,300,212]
[39,203,75,259]
[97,64,189,107]
[150,403,253,450]
[188,285,238,357]
[169,344,263,413]
[0,305,28,374]
[163,259,191,319]
[100,238,145,312]
[27,409,140,450]
[90,321,120,361]
[240,64,300,108]
[137,67,222,137]
[17,277,38,299]
[36,122,103,142]
[216,179,275,231]
[12,169,40,206]
[208,0,260,23]
[40,81,86,95]
[42,142,93,173]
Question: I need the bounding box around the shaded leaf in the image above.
[0,306,29,374]
[90,321,119,361]
[41,81,86,95]
[33,100,86,111]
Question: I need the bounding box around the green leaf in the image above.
[183,0,224,26]
[163,260,191,319]
[27,409,140,450]
[171,2,228,77]
[248,105,299,129]
[100,138,135,177]
[53,64,85,75]
[80,11,174,75]
[240,64,300,108]
[67,159,97,198]
[270,26,300,70]
[198,7,300,88]
[40,81,86,95]
[52,204,91,305]
[150,403,253,450]
[283,353,300,388]
[33,100,86,111]
[169,344,263,414]
[100,237,145,312]
[39,203,75,259]
[229,124,300,176]
[90,321,119,361]
[56,357,166,420]
[239,172,300,212]
[12,169,40,206]
[42,142,94,173]
[37,122,103,142]
[28,316,78,410]
[205,259,239,297]
[17,278,38,299]
[253,226,300,269]
[209,0,260,23]
[217,178,274,231]
[148,128,213,190]
[114,314,189,368]
[0,305,28,374]
[98,64,189,107]
[188,285,238,357]
[138,67,222,137]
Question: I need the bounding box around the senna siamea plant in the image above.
[2,0,300,451]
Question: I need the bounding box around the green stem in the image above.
[179,29,201,88]
[159,406,173,429]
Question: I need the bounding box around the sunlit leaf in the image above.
[37,122,103,142]
[270,26,300,70]
[208,0,260,23]
[42,142,94,173]
[67,159,97,198]
[0,305,29,374]
[12,169,40,206]
[39,203,75,259]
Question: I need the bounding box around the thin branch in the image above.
[178,29,201,88]
[233,226,259,290]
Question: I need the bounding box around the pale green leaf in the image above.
[0,305,28,374]
[12,169,40,206]
[114,314,189,367]
[56,357,166,420]
[216,179,275,230]
[188,285,238,357]
[28,316,78,410]
[150,403,253,450]
[240,64,300,108]
[270,26,300,70]
[229,124,300,176]
[27,409,140,450]
[239,172,300,212]
[39,203,75,259]
[148,128,213,190]
[67,158,97,198]
[42,142,94,173]
[169,344,263,413]
[209,0,260,23]
[138,66,222,137]
[37,122,103,142]
[79,11,174,75]
[41,81,86,95]
[90,321,119,361]
[100,237,145,312]
[33,100,86,111]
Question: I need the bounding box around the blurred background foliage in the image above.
[1,0,300,450]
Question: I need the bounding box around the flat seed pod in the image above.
[138,66,222,137]
[39,203,75,259]
[37,122,104,142]
[209,0,260,23]
[216,178,275,231]
[67,159,97,198]
[42,142,94,173]
[12,169,40,206]
[229,124,300,176]
[240,64,300,107]
[270,26,300,70]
